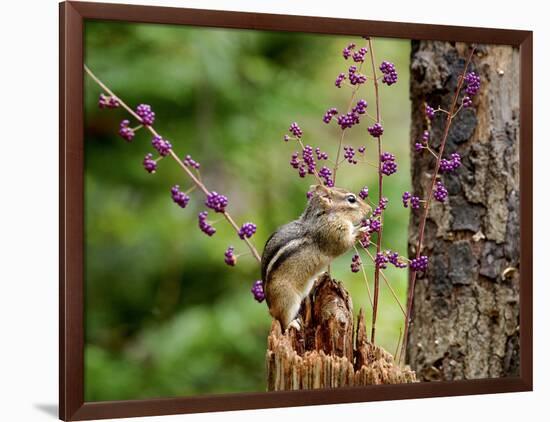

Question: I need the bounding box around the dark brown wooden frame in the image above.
[59,1,533,420]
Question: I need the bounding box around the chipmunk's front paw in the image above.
[287,318,302,332]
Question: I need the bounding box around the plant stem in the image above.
[399,47,476,363]
[367,37,383,344]
[84,64,262,263]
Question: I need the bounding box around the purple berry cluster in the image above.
[352,47,368,63]
[410,255,429,272]
[337,112,360,130]
[142,153,157,173]
[238,222,257,239]
[152,135,172,157]
[375,252,388,269]
[205,191,228,213]
[353,99,368,115]
[302,145,316,174]
[379,61,398,86]
[425,104,435,120]
[224,246,237,266]
[198,211,216,236]
[368,123,384,138]
[323,107,338,123]
[183,154,200,169]
[433,181,448,202]
[136,104,155,126]
[462,96,473,108]
[342,43,355,60]
[319,166,334,187]
[351,254,362,273]
[119,120,135,142]
[358,186,369,200]
[335,72,346,88]
[344,145,357,164]
[440,153,461,173]
[289,122,303,138]
[98,93,120,109]
[251,280,265,303]
[380,152,397,176]
[387,251,407,268]
[372,197,388,217]
[315,147,328,160]
[464,72,481,96]
[348,65,367,85]
[170,185,190,208]
[402,191,420,209]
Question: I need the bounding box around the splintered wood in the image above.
[266,274,416,390]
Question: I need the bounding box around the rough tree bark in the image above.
[266,274,416,390]
[407,41,520,381]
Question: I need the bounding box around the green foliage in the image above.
[84,21,411,401]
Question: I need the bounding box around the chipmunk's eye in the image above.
[346,194,357,204]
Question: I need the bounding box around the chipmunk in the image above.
[261,184,371,330]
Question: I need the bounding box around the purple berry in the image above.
[348,65,367,85]
[315,147,329,160]
[98,93,119,109]
[370,219,381,232]
[415,143,424,152]
[224,246,237,266]
[251,280,265,302]
[387,251,407,268]
[337,112,360,130]
[342,42,355,60]
[464,72,481,96]
[170,185,190,208]
[351,254,362,273]
[352,47,368,63]
[425,104,435,120]
[410,196,420,209]
[353,99,368,115]
[335,72,346,88]
[323,107,338,124]
[359,186,369,200]
[380,152,397,176]
[380,61,398,85]
[433,181,448,202]
[142,153,157,173]
[358,145,366,154]
[302,145,316,174]
[136,104,155,126]
[205,191,228,213]
[289,122,303,138]
[462,96,473,107]
[402,191,411,208]
[319,166,333,187]
[152,135,172,157]
[410,255,429,272]
[119,119,135,142]
[375,252,388,269]
[440,153,462,173]
[238,222,257,240]
[368,123,384,137]
[344,145,357,164]
[183,154,200,169]
[198,211,216,236]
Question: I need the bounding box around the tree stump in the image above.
[266,273,416,390]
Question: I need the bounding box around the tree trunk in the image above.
[266,274,416,390]
[407,41,520,381]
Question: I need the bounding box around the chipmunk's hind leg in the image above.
[279,292,303,331]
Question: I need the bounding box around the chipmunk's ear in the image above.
[309,184,332,208]
[310,184,330,195]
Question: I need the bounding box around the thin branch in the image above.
[399,47,476,363]
[367,37,384,344]
[84,64,262,263]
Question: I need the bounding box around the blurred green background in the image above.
[84,21,411,402]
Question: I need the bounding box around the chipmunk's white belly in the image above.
[300,254,331,300]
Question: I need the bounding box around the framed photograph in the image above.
[59,1,533,420]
